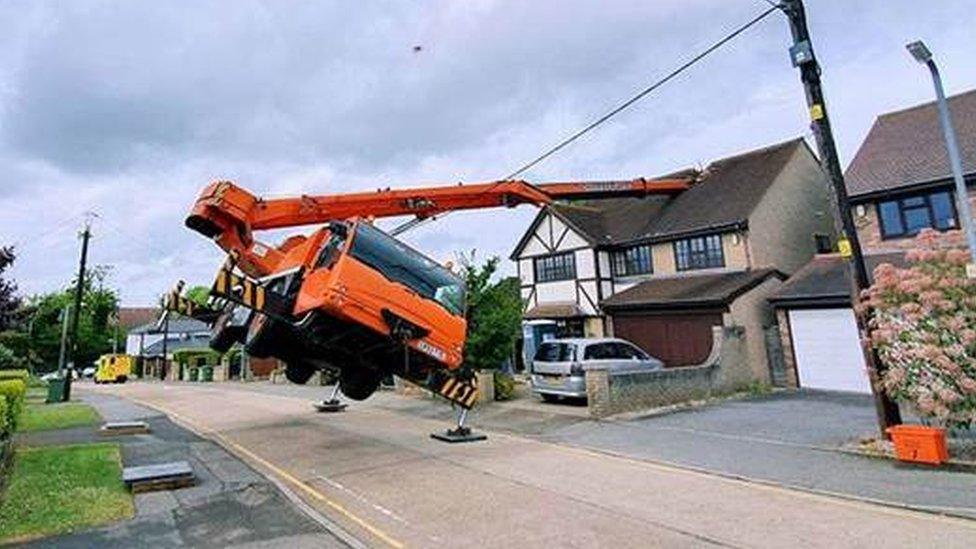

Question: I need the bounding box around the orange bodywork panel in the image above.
[296,246,466,370]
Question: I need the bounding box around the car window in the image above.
[615,342,650,360]
[584,343,616,360]
[534,342,575,362]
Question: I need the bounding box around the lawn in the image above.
[18,402,101,432]
[0,443,134,542]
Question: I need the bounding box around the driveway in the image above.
[546,390,976,517]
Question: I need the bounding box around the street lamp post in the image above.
[906,40,976,265]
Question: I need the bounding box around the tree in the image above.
[0,246,20,332]
[24,264,122,371]
[458,253,523,372]
[185,285,211,306]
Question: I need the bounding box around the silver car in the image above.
[530,338,664,401]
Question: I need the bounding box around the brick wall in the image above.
[585,326,747,418]
[775,309,799,388]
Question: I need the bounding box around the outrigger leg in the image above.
[430,405,487,443]
[313,382,347,413]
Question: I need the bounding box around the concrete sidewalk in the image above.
[80,381,976,548]
[22,392,353,548]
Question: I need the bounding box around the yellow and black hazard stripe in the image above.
[212,268,266,311]
[432,375,479,409]
[211,264,293,319]
[164,290,219,321]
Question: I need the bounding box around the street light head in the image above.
[906,40,932,64]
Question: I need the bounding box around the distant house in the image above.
[117,307,160,332]
[512,138,834,384]
[125,316,209,358]
[770,89,976,393]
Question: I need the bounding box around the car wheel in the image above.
[284,361,317,385]
[340,366,383,401]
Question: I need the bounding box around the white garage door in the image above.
[788,308,871,393]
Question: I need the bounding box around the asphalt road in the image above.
[81,381,976,548]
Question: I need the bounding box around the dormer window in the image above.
[877,190,957,239]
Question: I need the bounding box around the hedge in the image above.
[0,369,29,382]
[0,379,26,433]
[0,397,8,438]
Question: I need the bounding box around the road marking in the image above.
[139,401,406,549]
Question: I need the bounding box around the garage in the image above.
[787,308,871,393]
[612,312,722,366]
[602,269,785,368]
[767,255,903,394]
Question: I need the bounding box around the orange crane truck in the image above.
[181,177,689,428]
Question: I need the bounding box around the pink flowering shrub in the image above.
[861,229,976,429]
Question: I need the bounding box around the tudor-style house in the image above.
[770,88,976,394]
[512,138,835,383]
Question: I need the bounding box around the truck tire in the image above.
[245,314,294,359]
[340,366,383,400]
[284,361,316,385]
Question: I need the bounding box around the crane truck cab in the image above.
[218,219,469,402]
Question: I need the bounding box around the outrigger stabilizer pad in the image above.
[313,385,347,413]
[430,408,486,443]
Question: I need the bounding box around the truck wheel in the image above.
[284,361,316,385]
[245,314,291,359]
[340,366,383,400]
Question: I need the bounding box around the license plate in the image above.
[539,375,565,386]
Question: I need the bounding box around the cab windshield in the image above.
[349,222,466,316]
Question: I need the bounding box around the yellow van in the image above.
[95,354,132,384]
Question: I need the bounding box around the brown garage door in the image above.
[612,311,723,367]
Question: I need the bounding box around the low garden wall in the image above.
[586,326,747,418]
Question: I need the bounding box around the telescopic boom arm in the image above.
[185,177,690,276]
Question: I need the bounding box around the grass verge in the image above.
[0,443,134,542]
[18,403,101,432]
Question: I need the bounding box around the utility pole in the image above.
[160,311,169,381]
[57,304,71,376]
[65,217,93,400]
[780,0,901,434]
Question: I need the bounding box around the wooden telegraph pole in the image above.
[780,0,901,433]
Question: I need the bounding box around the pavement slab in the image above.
[80,381,976,548]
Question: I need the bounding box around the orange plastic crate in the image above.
[886,425,948,465]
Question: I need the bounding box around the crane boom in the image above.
[186,177,689,252]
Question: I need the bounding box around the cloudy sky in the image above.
[2,0,974,306]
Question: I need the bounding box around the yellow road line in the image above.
[144,403,405,549]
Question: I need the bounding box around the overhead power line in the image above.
[391,3,780,236]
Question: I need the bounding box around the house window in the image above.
[877,190,957,239]
[533,252,576,282]
[611,245,653,277]
[673,234,725,271]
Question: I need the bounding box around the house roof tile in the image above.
[546,138,808,247]
[601,268,784,310]
[846,89,976,198]
[768,252,907,306]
